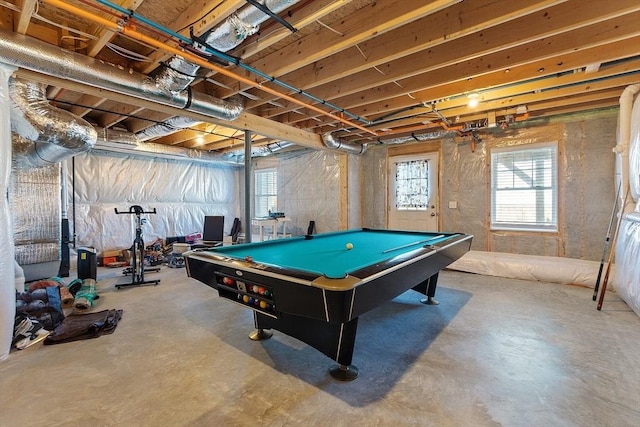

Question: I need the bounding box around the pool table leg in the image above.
[413,272,440,305]
[249,328,273,341]
[252,311,360,381]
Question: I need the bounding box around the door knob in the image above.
[430,212,436,217]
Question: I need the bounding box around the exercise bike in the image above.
[114,205,160,289]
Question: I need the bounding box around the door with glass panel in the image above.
[388,153,439,231]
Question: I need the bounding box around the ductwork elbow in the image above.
[322,132,367,155]
[9,78,97,168]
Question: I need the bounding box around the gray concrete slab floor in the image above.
[1,267,639,427]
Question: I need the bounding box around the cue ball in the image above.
[346,243,353,250]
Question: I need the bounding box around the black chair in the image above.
[307,220,316,236]
[230,218,241,244]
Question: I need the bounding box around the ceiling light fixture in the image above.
[467,93,479,108]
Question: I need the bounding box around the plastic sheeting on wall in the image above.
[0,63,16,361]
[361,113,618,261]
[68,151,240,251]
[254,150,343,236]
[360,148,387,228]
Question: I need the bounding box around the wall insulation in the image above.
[68,151,240,252]
[253,150,344,236]
[0,64,16,361]
[10,161,61,269]
[359,112,619,287]
[361,113,617,261]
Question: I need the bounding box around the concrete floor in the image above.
[1,266,639,427]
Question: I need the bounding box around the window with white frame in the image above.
[255,168,277,217]
[491,142,558,231]
[395,159,430,210]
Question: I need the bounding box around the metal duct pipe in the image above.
[93,127,241,165]
[137,0,298,141]
[322,132,368,155]
[379,131,454,145]
[0,30,242,126]
[9,78,96,168]
[204,0,297,51]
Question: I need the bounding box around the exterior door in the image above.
[388,152,439,231]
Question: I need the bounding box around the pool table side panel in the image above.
[350,238,472,318]
[254,312,359,366]
[186,255,332,322]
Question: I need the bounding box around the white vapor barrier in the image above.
[0,63,16,361]
[614,214,640,317]
[360,147,387,228]
[448,251,604,287]
[68,151,241,252]
[254,150,342,235]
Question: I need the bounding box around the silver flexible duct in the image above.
[93,127,242,165]
[9,78,97,168]
[137,0,299,141]
[380,131,454,145]
[0,30,242,125]
[321,132,368,155]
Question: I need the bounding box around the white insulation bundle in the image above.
[0,64,16,360]
[613,87,640,316]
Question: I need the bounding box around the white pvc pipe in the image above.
[0,63,17,360]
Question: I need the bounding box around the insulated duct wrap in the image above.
[0,30,242,125]
[137,0,299,141]
[154,56,201,93]
[204,0,297,51]
[94,127,241,165]
[322,132,368,155]
[9,78,96,167]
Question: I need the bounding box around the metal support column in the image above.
[244,130,252,243]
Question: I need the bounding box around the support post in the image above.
[244,130,252,243]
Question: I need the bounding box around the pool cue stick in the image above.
[597,186,629,311]
[592,181,621,300]
[382,235,445,254]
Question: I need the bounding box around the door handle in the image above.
[430,212,436,217]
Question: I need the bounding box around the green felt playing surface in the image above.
[211,229,455,279]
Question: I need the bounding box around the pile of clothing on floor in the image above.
[13,277,123,350]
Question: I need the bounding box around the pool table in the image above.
[184,228,472,381]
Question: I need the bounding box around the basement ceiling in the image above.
[1,0,639,155]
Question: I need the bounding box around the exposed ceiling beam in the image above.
[210,0,462,98]
[14,0,37,34]
[242,0,567,110]
[15,68,327,150]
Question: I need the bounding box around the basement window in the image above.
[491,142,558,231]
[255,168,278,217]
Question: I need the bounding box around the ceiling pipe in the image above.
[40,0,376,136]
[321,132,368,155]
[93,127,242,166]
[137,0,300,141]
[0,30,241,128]
[9,78,96,168]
